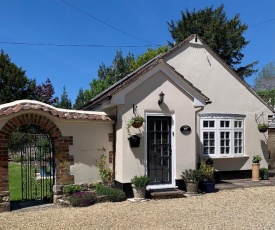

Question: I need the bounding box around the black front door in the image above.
[147,116,172,184]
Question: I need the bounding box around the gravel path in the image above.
[0,186,275,229]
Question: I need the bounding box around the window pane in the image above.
[203,121,208,127]
[209,121,215,127]
[210,147,215,154]
[210,132,215,139]
[204,147,209,154]
[162,120,168,131]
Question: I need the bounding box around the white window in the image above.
[200,116,244,158]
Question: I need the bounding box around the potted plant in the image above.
[199,159,215,193]
[131,175,150,200]
[181,169,201,194]
[127,116,145,129]
[126,116,145,148]
[260,167,269,180]
[258,123,268,133]
[252,155,262,181]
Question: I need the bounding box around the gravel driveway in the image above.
[0,186,275,229]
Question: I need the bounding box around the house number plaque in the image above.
[180,125,191,135]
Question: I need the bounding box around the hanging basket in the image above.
[258,124,268,133]
[128,135,140,148]
[132,121,143,128]
[258,127,268,133]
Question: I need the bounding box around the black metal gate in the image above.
[20,134,54,201]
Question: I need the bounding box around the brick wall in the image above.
[0,113,75,212]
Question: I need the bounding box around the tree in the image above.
[168,4,257,79]
[254,61,275,91]
[0,50,36,104]
[55,86,72,109]
[130,46,168,71]
[35,78,58,105]
[73,88,86,109]
[254,62,275,109]
[85,47,168,100]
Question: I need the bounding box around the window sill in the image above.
[201,155,249,159]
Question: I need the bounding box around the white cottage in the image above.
[82,34,273,194]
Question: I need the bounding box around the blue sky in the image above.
[1,0,274,103]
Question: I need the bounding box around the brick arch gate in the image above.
[0,113,74,212]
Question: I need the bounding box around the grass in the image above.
[9,162,54,201]
[8,162,22,201]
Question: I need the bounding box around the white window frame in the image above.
[200,116,244,158]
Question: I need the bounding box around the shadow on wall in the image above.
[129,132,145,166]
[214,157,248,172]
[261,139,268,162]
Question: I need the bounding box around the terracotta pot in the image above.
[252,163,260,181]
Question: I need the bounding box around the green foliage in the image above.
[260,167,269,174]
[8,162,22,201]
[131,175,150,188]
[8,131,32,154]
[181,169,201,182]
[130,46,168,71]
[12,154,22,163]
[126,116,145,136]
[258,123,269,130]
[257,89,275,108]
[65,184,82,194]
[254,61,275,84]
[96,155,112,184]
[55,85,72,109]
[95,184,126,202]
[85,47,167,100]
[252,155,262,164]
[73,87,87,109]
[69,192,97,207]
[0,50,36,104]
[199,159,214,181]
[167,4,257,79]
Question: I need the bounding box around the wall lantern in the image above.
[158,91,165,106]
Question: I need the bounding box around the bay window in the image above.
[200,114,245,157]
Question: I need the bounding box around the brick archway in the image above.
[0,113,74,212]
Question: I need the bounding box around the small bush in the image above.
[66,184,82,194]
[69,192,97,207]
[95,184,126,202]
[12,155,22,163]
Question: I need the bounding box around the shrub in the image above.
[66,184,82,194]
[181,169,201,182]
[131,175,150,187]
[12,154,22,163]
[95,184,126,202]
[69,192,97,207]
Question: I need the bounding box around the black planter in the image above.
[201,181,215,193]
[258,127,268,133]
[128,135,140,148]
